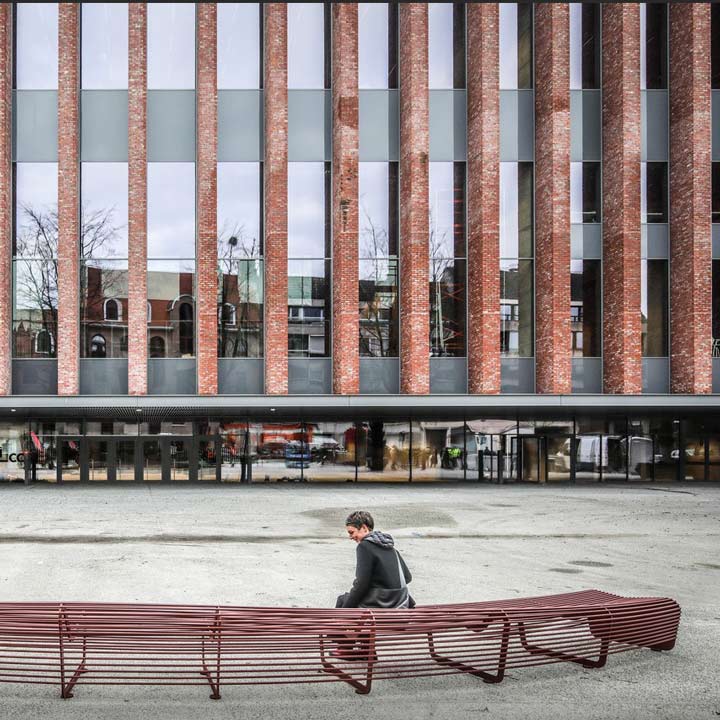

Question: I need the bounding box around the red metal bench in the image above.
[0,590,680,699]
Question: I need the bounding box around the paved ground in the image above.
[0,482,718,719]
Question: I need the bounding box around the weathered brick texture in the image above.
[197,3,218,395]
[602,4,642,395]
[0,4,11,395]
[57,4,80,396]
[331,3,359,395]
[399,4,430,395]
[669,4,712,394]
[264,4,289,395]
[466,3,500,395]
[534,3,571,394]
[128,3,148,396]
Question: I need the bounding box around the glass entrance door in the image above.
[87,439,109,481]
[520,437,547,483]
[143,439,163,481]
[57,438,82,483]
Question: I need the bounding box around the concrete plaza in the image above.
[0,481,718,719]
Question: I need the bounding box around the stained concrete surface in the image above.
[0,482,718,719]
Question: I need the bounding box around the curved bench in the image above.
[0,590,680,699]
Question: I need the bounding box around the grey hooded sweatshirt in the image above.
[340,531,413,609]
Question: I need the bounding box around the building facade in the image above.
[1,2,720,483]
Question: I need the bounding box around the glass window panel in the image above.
[430,258,465,357]
[218,163,262,258]
[713,260,720,357]
[147,260,195,358]
[288,3,326,89]
[81,163,128,258]
[147,3,196,89]
[500,259,533,357]
[713,4,720,90]
[148,163,196,258]
[218,258,264,358]
[571,162,601,224]
[15,3,58,89]
[570,162,582,224]
[14,163,58,258]
[359,162,397,258]
[288,162,328,258]
[217,3,260,89]
[641,259,668,357]
[430,162,465,259]
[81,3,128,89]
[303,421,357,482]
[81,259,128,358]
[641,162,668,224]
[13,259,58,357]
[359,3,388,89]
[713,163,720,223]
[429,3,453,89]
[288,259,330,356]
[517,4,533,89]
[500,162,533,258]
[360,258,398,357]
[571,259,601,358]
[499,3,518,89]
[356,420,411,481]
[641,3,667,90]
[571,3,600,90]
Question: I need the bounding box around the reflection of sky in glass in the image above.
[15,164,58,257]
[14,260,58,311]
[359,3,387,89]
[429,3,453,89]
[148,3,195,89]
[81,163,128,257]
[217,163,261,257]
[288,163,325,258]
[82,3,128,89]
[16,4,58,89]
[429,162,455,258]
[288,3,325,89]
[218,3,260,89]
[570,162,582,224]
[499,4,517,90]
[569,4,581,90]
[640,3,646,90]
[148,163,196,258]
[499,163,518,258]
[359,163,389,257]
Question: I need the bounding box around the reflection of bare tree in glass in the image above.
[218,223,262,357]
[14,203,124,357]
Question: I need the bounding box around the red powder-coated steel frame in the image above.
[0,590,680,699]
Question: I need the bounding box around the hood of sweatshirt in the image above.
[364,530,394,549]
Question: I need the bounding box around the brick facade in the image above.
[399,4,430,395]
[128,3,148,396]
[602,4,642,395]
[534,3,571,395]
[331,3,360,395]
[0,4,10,395]
[669,4,712,394]
[466,3,500,395]
[264,4,289,395]
[196,3,218,396]
[57,4,80,396]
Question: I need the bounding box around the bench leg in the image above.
[427,613,511,684]
[59,635,88,699]
[201,626,222,700]
[319,632,376,695]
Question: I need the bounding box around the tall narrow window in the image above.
[641,3,667,90]
[641,162,668,224]
[713,261,720,356]
[499,3,533,90]
[571,260,601,358]
[359,3,397,89]
[288,3,328,89]
[570,3,600,90]
[713,163,720,224]
[642,260,668,357]
[713,4,720,90]
[81,3,129,89]
[218,3,261,89]
[429,3,465,89]
[571,163,601,224]
[147,3,195,89]
[15,3,58,89]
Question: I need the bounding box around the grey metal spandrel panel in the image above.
[516,90,534,161]
[642,357,669,394]
[644,90,668,162]
[288,90,329,161]
[581,90,601,162]
[713,225,720,259]
[582,223,602,259]
[430,90,454,161]
[13,91,58,162]
[714,91,720,161]
[80,359,128,395]
[147,90,196,162]
[289,358,331,395]
[12,360,58,396]
[218,90,263,161]
[218,359,264,395]
[359,90,398,161]
[713,357,720,393]
[453,90,466,161]
[359,358,400,394]
[81,91,128,162]
[570,90,583,162]
[571,358,602,394]
[641,91,646,161]
[501,357,535,394]
[430,357,467,394]
[499,90,518,161]
[645,224,668,259]
[148,359,197,395]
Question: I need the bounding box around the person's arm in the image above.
[341,542,374,608]
[398,552,412,584]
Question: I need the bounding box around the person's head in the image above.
[345,510,374,543]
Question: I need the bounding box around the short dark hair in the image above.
[345,510,374,530]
